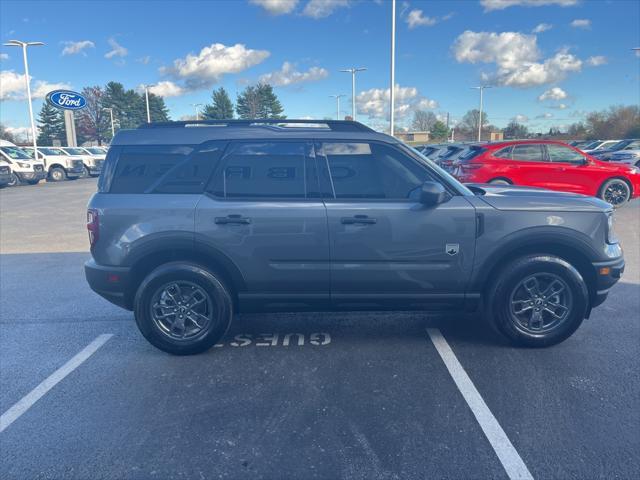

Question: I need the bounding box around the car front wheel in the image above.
[7,173,20,187]
[486,255,589,347]
[48,167,67,182]
[599,178,631,207]
[134,262,233,355]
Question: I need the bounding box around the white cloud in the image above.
[538,86,567,101]
[532,23,552,33]
[481,0,578,11]
[3,126,31,141]
[61,40,95,56]
[259,62,328,86]
[0,70,71,100]
[586,55,607,66]
[162,43,270,90]
[512,114,529,123]
[535,112,554,119]
[356,84,438,120]
[105,38,128,59]
[570,19,591,29]
[453,31,582,87]
[0,53,8,61]
[406,9,437,29]
[302,0,350,19]
[137,55,151,65]
[548,103,568,109]
[250,0,298,15]
[147,81,185,98]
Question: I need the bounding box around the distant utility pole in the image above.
[389,0,396,136]
[3,39,44,156]
[471,85,492,142]
[104,108,115,137]
[143,85,151,123]
[329,95,345,120]
[340,67,366,120]
[191,103,203,121]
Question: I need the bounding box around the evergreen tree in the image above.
[236,83,285,119]
[102,82,145,130]
[430,121,449,141]
[147,93,170,122]
[37,102,65,145]
[202,87,234,120]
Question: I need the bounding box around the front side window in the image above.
[64,148,87,155]
[546,144,586,164]
[40,147,67,156]
[322,142,431,200]
[512,144,544,162]
[212,142,313,199]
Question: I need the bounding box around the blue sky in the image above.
[1,0,639,137]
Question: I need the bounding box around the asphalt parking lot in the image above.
[1,179,639,480]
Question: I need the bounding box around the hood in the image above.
[465,183,611,212]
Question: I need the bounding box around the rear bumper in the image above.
[85,259,133,310]
[591,257,625,307]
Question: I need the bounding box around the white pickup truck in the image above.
[0,141,47,186]
[61,147,106,177]
[22,146,85,181]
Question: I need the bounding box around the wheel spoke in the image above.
[187,310,209,329]
[522,277,540,299]
[512,299,533,315]
[542,279,565,299]
[544,302,569,319]
[528,309,544,330]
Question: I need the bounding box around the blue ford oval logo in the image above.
[46,90,87,110]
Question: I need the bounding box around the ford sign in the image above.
[46,90,87,110]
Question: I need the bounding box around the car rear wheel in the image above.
[134,262,233,355]
[486,255,589,347]
[7,173,20,187]
[48,167,67,182]
[599,178,631,207]
[488,178,512,185]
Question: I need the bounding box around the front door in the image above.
[195,140,330,311]
[544,143,595,194]
[316,141,477,310]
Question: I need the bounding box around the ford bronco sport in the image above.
[85,120,625,355]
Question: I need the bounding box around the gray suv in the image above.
[85,120,625,355]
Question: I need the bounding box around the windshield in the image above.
[404,145,474,196]
[40,147,67,155]
[86,147,105,154]
[607,140,632,151]
[0,146,33,160]
[582,141,601,150]
[64,148,87,155]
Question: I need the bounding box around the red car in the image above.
[452,140,640,206]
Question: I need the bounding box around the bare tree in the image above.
[411,110,437,132]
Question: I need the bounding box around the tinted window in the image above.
[623,141,640,150]
[212,142,312,199]
[493,146,512,159]
[546,144,585,164]
[512,144,544,162]
[458,146,485,162]
[109,143,223,194]
[322,142,430,200]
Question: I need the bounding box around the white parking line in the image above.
[426,328,534,480]
[0,333,113,433]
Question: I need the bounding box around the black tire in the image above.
[488,178,512,185]
[80,165,90,178]
[7,173,20,187]
[48,167,67,182]
[485,255,589,347]
[598,178,631,207]
[134,262,233,355]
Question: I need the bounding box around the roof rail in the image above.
[138,119,375,133]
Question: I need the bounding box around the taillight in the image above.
[87,209,99,247]
[461,163,484,170]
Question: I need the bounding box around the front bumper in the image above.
[16,171,46,182]
[85,259,133,310]
[591,257,625,307]
[87,165,103,175]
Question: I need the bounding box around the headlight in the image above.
[606,213,618,244]
[17,162,31,168]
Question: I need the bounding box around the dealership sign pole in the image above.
[46,90,87,147]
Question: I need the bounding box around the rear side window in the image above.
[211,142,315,199]
[493,146,512,159]
[457,147,485,162]
[107,142,224,194]
[512,144,545,162]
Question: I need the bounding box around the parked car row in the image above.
[0,140,107,187]
[414,139,640,207]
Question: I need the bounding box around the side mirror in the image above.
[420,181,448,206]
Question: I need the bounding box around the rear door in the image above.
[316,141,477,310]
[508,143,554,187]
[195,140,330,311]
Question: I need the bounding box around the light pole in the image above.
[471,85,492,141]
[3,40,44,156]
[104,108,115,137]
[143,85,152,123]
[191,103,203,120]
[390,0,396,136]
[329,95,345,120]
[340,67,366,120]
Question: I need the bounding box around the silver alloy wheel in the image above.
[150,281,214,341]
[8,173,19,187]
[603,181,630,206]
[509,273,573,334]
[50,169,64,181]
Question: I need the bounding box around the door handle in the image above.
[554,167,566,171]
[215,214,251,225]
[341,215,377,225]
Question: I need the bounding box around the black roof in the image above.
[112,119,396,146]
